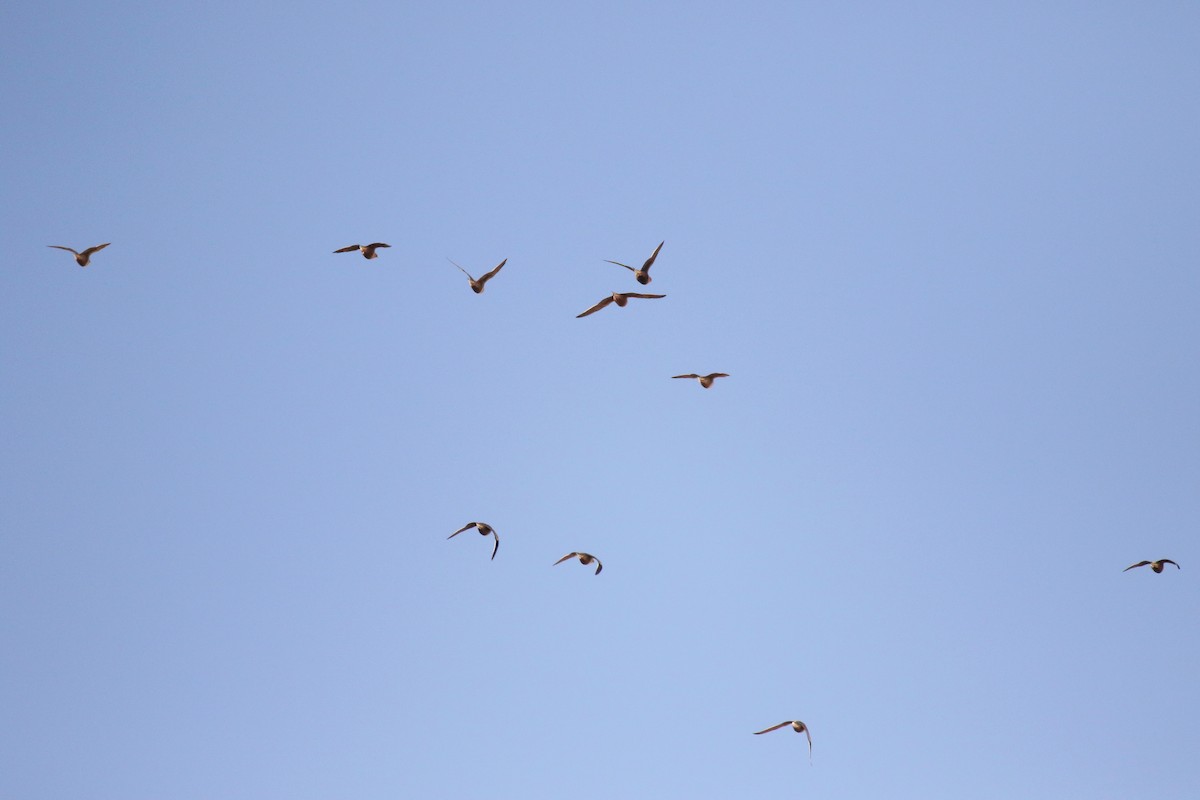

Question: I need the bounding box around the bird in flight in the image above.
[334,243,391,259]
[672,373,730,389]
[553,552,603,575]
[48,243,110,267]
[1123,559,1180,573]
[754,720,812,762]
[576,292,666,318]
[606,240,663,285]
[448,257,507,293]
[448,522,499,560]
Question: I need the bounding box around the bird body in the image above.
[449,257,507,293]
[672,373,730,389]
[48,243,110,267]
[1124,559,1179,573]
[334,243,391,259]
[606,240,663,285]
[448,521,499,560]
[576,292,666,318]
[553,552,603,575]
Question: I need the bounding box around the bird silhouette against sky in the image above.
[672,373,730,389]
[606,240,663,285]
[333,243,390,259]
[754,720,812,763]
[47,243,110,267]
[448,257,507,293]
[553,552,603,575]
[576,292,666,318]
[1123,559,1179,573]
[448,521,499,560]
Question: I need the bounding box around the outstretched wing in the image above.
[672,374,700,380]
[592,557,603,575]
[334,245,361,253]
[448,522,479,539]
[605,259,636,273]
[753,722,792,735]
[641,240,664,272]
[1123,561,1152,572]
[80,243,111,257]
[623,293,666,300]
[553,553,579,566]
[478,258,507,285]
[576,296,615,318]
[490,531,499,560]
[1160,559,1181,569]
[705,373,730,380]
[48,245,80,255]
[366,243,390,249]
[447,258,474,280]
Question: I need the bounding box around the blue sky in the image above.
[2,1,1198,797]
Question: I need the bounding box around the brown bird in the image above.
[553,552,603,575]
[333,243,391,259]
[576,292,666,318]
[606,240,663,285]
[448,521,499,560]
[754,720,812,762]
[448,257,507,293]
[672,373,730,389]
[48,243,110,267]
[1123,559,1180,573]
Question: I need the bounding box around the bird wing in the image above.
[593,557,603,575]
[605,259,636,273]
[48,245,80,255]
[490,531,499,560]
[1123,561,1152,571]
[753,722,792,735]
[641,240,664,272]
[478,258,507,284]
[1161,559,1181,569]
[553,553,579,566]
[706,373,730,380]
[576,296,615,318]
[366,243,390,249]
[80,243,111,257]
[623,293,666,300]
[448,522,479,539]
[803,725,812,761]
[672,374,700,379]
[334,245,361,253]
[447,258,475,280]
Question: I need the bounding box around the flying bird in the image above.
[1123,559,1180,573]
[448,521,499,560]
[754,720,813,762]
[448,257,507,293]
[48,243,110,267]
[334,243,391,259]
[553,552,603,575]
[576,292,666,318]
[672,373,730,389]
[606,240,663,285]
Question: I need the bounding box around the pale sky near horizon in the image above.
[2,2,1198,798]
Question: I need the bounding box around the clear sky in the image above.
[2,2,1198,797]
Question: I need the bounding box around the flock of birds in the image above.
[46,237,1182,763]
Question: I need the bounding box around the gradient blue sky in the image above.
[2,2,1198,797]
